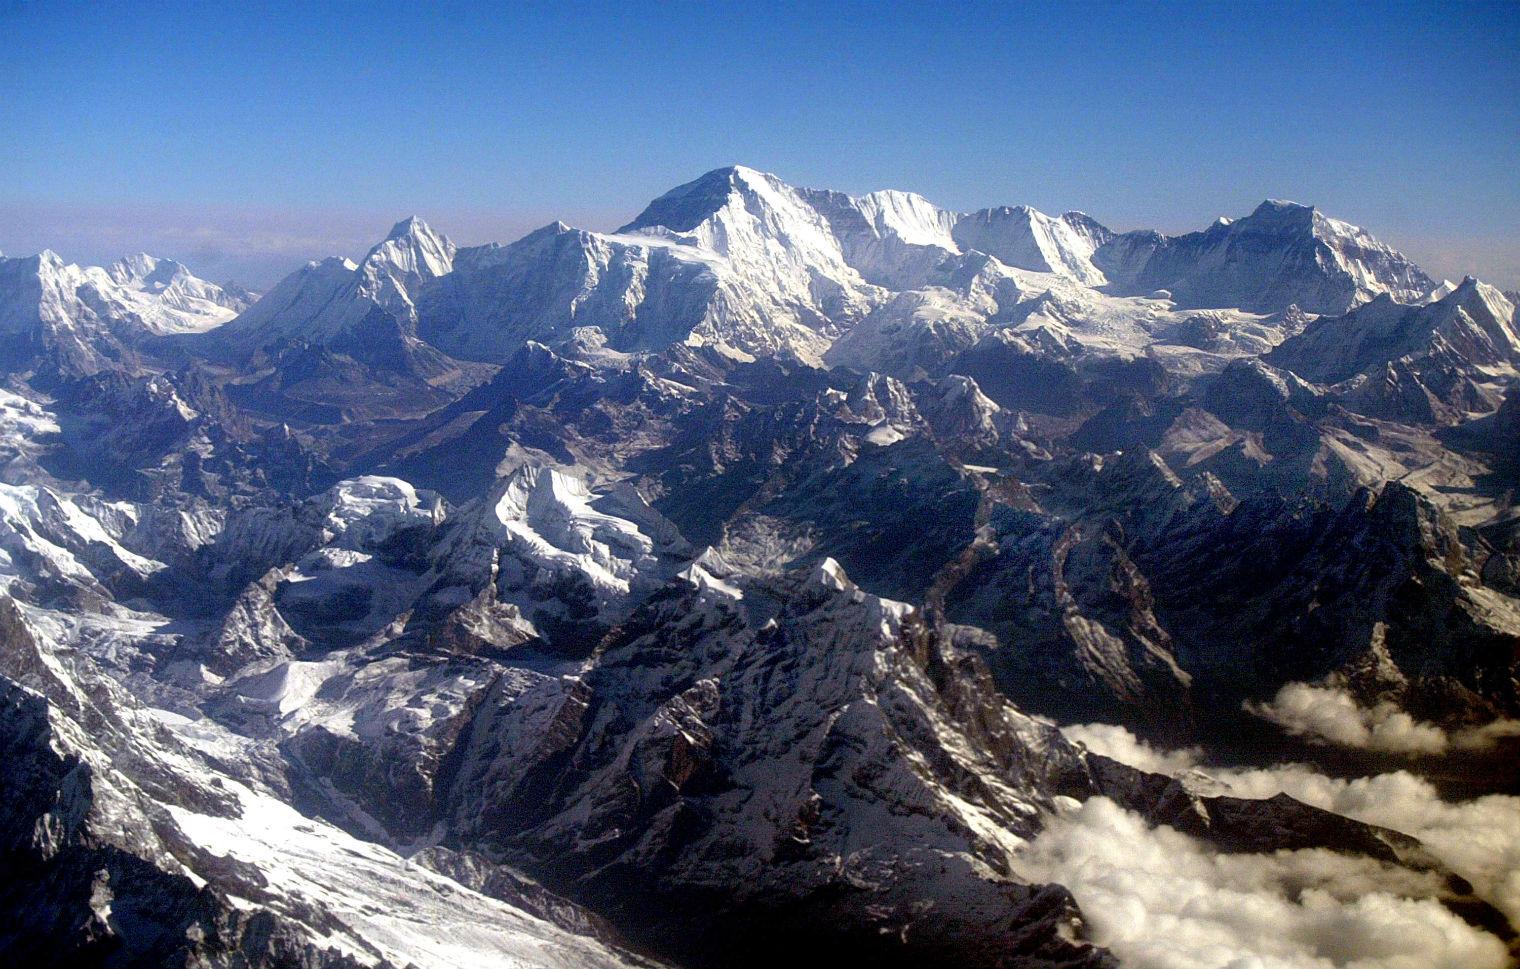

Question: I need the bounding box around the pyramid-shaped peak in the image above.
[363,216,455,281]
[1440,275,1514,320]
[386,215,437,241]
[1244,199,1318,226]
[620,165,791,234]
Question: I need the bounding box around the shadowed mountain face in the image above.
[0,168,1517,969]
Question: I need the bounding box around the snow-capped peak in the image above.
[364,216,454,275]
[198,168,1457,371]
[612,165,876,338]
[1256,198,1313,215]
[620,165,768,234]
[620,166,851,266]
[387,214,430,239]
[952,205,1112,285]
[109,251,176,284]
[1444,275,1516,330]
[224,218,455,347]
[355,215,456,315]
[0,247,247,353]
[1267,269,1520,385]
[1095,198,1436,314]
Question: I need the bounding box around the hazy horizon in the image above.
[4,177,1518,293]
[3,0,1518,289]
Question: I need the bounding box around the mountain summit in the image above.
[0,166,1516,969]
[1096,198,1436,313]
[222,216,456,349]
[0,248,249,374]
[218,168,1441,370]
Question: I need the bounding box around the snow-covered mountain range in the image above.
[0,249,250,375]
[1,167,1517,969]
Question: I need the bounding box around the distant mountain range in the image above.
[0,167,1516,969]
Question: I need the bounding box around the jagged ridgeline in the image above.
[0,167,1517,969]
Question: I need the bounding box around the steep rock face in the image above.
[1096,200,1435,314]
[948,513,1194,725]
[1173,484,1515,720]
[443,561,1116,969]
[43,368,316,501]
[801,188,960,289]
[1451,385,1520,476]
[946,437,1520,730]
[1143,483,1520,721]
[943,451,1204,725]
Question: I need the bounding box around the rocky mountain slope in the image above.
[1,167,1516,968]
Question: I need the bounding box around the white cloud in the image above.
[1245,682,1520,756]
[1062,722,1205,774]
[1208,765,1520,926]
[1017,796,1509,969]
[1059,721,1520,930]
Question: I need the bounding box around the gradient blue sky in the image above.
[2,0,1518,288]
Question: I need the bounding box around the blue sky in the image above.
[2,0,1517,288]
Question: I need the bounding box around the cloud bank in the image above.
[1018,796,1509,969]
[1062,721,1520,928]
[1060,721,1206,774]
[1245,682,1520,756]
[1057,725,1520,965]
[1215,765,1520,927]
